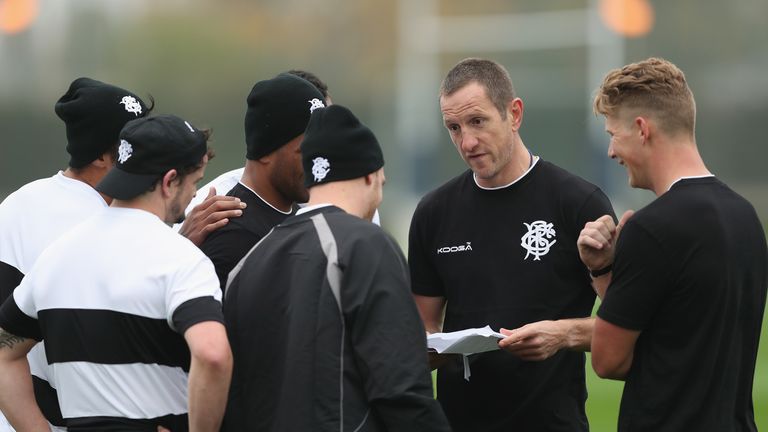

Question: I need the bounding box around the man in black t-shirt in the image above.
[580,57,767,431]
[199,73,326,291]
[409,58,615,431]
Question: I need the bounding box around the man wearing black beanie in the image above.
[222,105,451,432]
[0,77,153,431]
[199,72,326,292]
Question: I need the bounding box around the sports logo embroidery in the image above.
[119,96,143,116]
[311,157,330,182]
[308,98,325,113]
[117,140,133,164]
[437,242,473,254]
[184,121,195,132]
[520,220,557,261]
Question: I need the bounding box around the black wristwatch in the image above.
[590,264,613,278]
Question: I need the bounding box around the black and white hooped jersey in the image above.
[0,171,107,426]
[0,207,223,429]
[0,172,107,302]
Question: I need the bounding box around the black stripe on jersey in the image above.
[0,260,24,304]
[172,296,224,334]
[32,375,65,426]
[39,309,191,370]
[66,413,188,432]
[0,296,42,341]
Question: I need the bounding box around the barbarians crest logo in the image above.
[119,96,143,116]
[117,140,133,164]
[311,157,330,182]
[308,98,325,113]
[520,220,557,261]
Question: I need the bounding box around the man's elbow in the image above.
[192,340,233,374]
[186,321,233,373]
[203,348,233,374]
[591,354,628,380]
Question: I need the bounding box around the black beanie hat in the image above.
[55,77,149,168]
[301,105,384,188]
[244,73,325,160]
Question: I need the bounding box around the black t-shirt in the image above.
[598,176,767,432]
[199,182,296,292]
[409,159,615,432]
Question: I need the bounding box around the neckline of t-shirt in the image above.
[55,171,108,206]
[667,174,715,191]
[106,206,163,222]
[237,181,293,215]
[473,156,540,191]
[296,203,334,215]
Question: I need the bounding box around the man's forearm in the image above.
[0,337,49,431]
[591,272,612,299]
[188,354,232,432]
[558,317,595,352]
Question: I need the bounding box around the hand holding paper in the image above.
[427,326,505,355]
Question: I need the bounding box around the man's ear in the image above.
[160,169,179,197]
[363,172,375,186]
[92,150,114,169]
[508,97,524,130]
[635,116,651,144]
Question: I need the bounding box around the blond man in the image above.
[580,57,767,431]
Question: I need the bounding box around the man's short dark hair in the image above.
[286,69,329,100]
[147,131,215,193]
[440,58,517,119]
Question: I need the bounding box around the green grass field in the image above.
[432,307,768,430]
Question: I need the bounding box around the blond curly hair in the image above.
[594,57,696,136]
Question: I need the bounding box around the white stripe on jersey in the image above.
[53,362,188,419]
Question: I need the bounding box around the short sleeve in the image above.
[597,220,671,330]
[172,297,224,335]
[0,282,42,341]
[0,261,23,304]
[575,188,616,229]
[408,201,444,297]
[166,253,223,332]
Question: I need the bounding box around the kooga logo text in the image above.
[437,242,473,254]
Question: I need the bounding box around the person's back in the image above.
[226,209,438,431]
[604,177,767,431]
[0,173,107,302]
[0,77,149,430]
[0,114,231,431]
[19,207,215,429]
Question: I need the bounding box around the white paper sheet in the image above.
[427,325,505,355]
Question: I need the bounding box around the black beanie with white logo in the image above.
[244,73,325,160]
[55,77,149,168]
[301,104,384,188]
